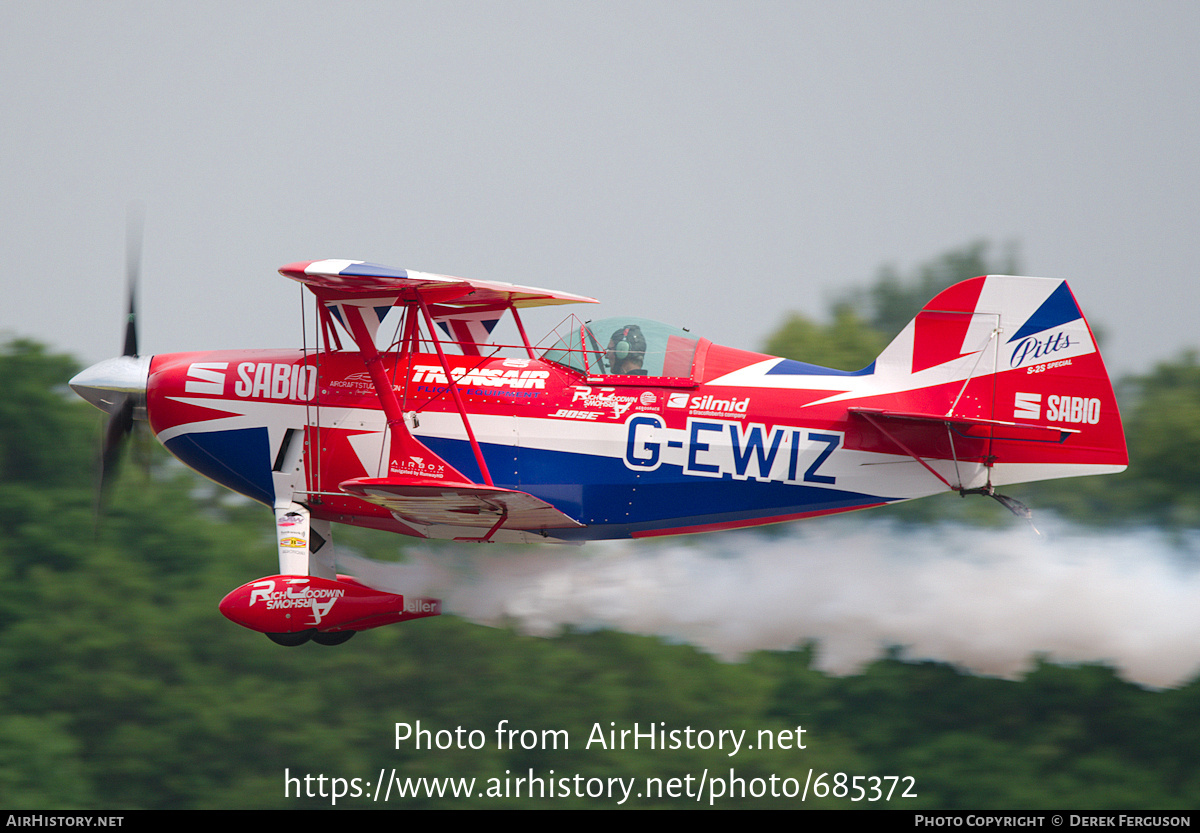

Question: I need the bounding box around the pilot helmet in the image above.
[608,324,646,362]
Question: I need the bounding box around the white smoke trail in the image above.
[336,519,1200,689]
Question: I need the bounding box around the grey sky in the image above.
[3,1,1196,376]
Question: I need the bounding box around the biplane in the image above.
[70,260,1128,644]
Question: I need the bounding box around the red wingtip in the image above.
[278,261,315,279]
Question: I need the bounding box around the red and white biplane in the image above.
[71,260,1128,645]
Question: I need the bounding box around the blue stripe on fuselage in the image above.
[765,358,875,376]
[420,436,893,540]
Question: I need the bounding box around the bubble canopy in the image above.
[541,316,700,379]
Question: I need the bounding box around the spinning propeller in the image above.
[70,206,152,509]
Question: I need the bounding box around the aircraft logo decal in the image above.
[1014,392,1041,420]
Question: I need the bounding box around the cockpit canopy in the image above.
[541,316,700,379]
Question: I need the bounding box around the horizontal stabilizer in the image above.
[849,406,1081,445]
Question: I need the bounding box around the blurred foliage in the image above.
[764,305,886,375]
[847,240,1020,336]
[766,241,1016,369]
[1088,352,1200,526]
[3,238,1200,810]
[765,241,1018,373]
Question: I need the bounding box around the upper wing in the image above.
[279,259,598,311]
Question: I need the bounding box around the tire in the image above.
[265,629,315,647]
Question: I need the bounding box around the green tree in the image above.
[764,241,1018,371]
[847,240,1020,336]
[762,304,885,372]
[1115,351,1200,524]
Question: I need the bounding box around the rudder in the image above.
[861,275,1127,490]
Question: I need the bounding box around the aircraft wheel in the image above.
[266,630,315,647]
[312,630,356,646]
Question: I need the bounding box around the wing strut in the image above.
[416,294,494,486]
[509,303,538,359]
[341,304,474,483]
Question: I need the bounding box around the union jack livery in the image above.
[71,260,1127,645]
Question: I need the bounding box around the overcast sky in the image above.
[3,1,1197,377]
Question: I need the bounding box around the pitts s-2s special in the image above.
[71,260,1127,645]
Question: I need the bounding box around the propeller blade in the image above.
[91,203,147,529]
[94,394,134,531]
[100,395,135,490]
[123,202,143,358]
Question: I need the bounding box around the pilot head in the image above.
[606,325,647,374]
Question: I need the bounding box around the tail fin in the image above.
[853,275,1127,491]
